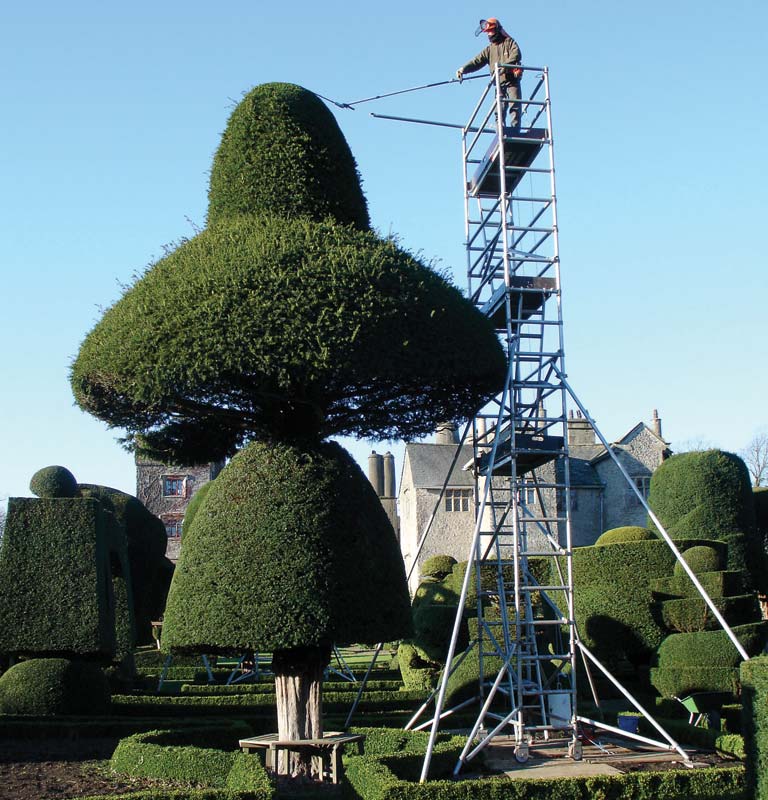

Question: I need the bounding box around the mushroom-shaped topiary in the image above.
[70,83,505,774]
[29,465,78,498]
[71,215,506,463]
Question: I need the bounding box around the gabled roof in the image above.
[402,443,475,490]
[591,422,670,465]
[556,457,603,487]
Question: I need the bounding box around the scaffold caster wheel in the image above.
[514,743,529,764]
[568,740,583,761]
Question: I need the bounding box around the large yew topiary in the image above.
[70,82,505,776]
[71,215,505,463]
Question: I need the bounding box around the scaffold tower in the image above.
[410,65,752,782]
[454,62,578,771]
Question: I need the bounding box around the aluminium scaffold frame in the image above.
[409,65,750,783]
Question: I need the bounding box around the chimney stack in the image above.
[383,451,396,499]
[567,408,596,448]
[368,451,384,497]
[435,422,459,445]
[651,409,662,438]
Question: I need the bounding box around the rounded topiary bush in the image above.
[421,555,457,580]
[29,466,78,498]
[0,658,111,715]
[595,526,657,546]
[674,545,723,577]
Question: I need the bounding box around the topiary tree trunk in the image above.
[272,646,330,777]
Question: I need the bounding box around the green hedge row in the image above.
[740,654,768,800]
[111,726,273,797]
[651,571,743,601]
[660,594,759,633]
[180,679,403,695]
[117,690,423,709]
[345,750,745,800]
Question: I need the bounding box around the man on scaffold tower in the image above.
[456,18,523,130]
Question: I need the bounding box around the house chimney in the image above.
[567,408,596,448]
[383,452,396,498]
[651,409,662,438]
[368,451,384,497]
[435,422,459,445]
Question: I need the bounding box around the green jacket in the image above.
[460,35,522,85]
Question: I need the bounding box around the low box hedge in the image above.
[180,679,403,695]
[345,749,745,800]
[110,725,273,797]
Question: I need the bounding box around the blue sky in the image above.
[1,1,766,503]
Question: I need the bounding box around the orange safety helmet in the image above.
[475,17,500,36]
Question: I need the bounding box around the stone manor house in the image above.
[137,412,669,578]
[390,411,670,594]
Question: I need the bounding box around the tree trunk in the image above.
[272,645,330,780]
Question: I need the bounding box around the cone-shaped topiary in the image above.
[29,465,78,498]
[208,83,370,230]
[71,215,505,463]
[0,658,111,715]
[162,439,412,653]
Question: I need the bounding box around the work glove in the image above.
[455,69,464,82]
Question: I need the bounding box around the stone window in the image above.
[520,480,537,506]
[445,488,472,512]
[162,476,186,497]
[163,516,183,538]
[633,475,651,502]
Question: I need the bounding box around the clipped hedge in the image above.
[420,556,457,580]
[660,594,759,633]
[110,723,274,796]
[162,440,412,654]
[207,82,370,230]
[648,449,766,593]
[651,622,768,698]
[571,540,677,665]
[594,526,657,545]
[652,570,743,601]
[741,654,768,800]
[345,749,745,800]
[0,497,114,658]
[79,483,171,646]
[0,658,111,715]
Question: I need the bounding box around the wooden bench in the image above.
[239,731,365,784]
